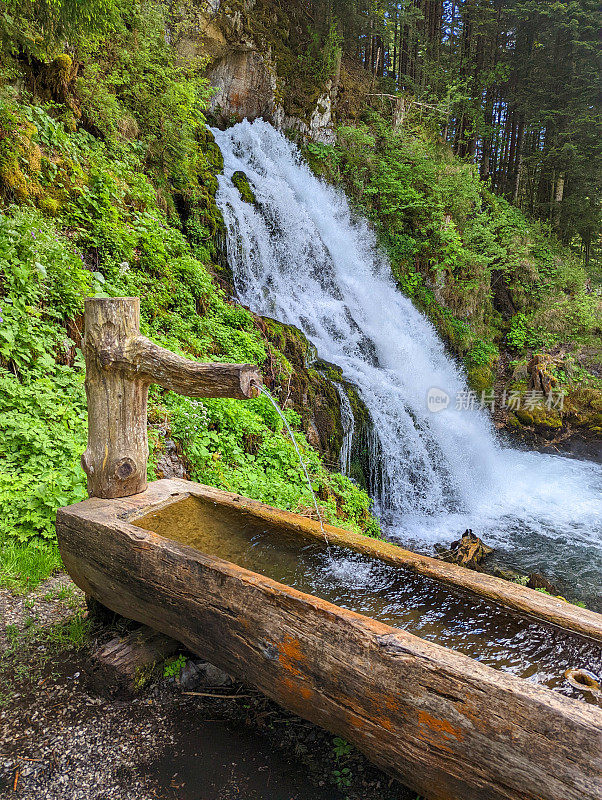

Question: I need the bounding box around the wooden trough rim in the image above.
[120,478,602,643]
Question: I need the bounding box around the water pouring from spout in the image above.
[253,382,330,549]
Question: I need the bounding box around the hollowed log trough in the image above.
[57,479,602,800]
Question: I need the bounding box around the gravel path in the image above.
[0,575,413,800]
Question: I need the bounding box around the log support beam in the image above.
[85,625,181,697]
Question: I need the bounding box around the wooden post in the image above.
[81,297,262,499]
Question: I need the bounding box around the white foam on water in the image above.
[213,119,602,606]
[334,382,354,476]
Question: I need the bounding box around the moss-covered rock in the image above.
[467,365,495,392]
[253,318,374,485]
[257,317,340,460]
[512,406,563,433]
[231,170,256,205]
[564,387,602,432]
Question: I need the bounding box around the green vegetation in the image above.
[331,766,352,789]
[0,0,599,594]
[0,0,378,591]
[331,736,355,789]
[163,653,187,679]
[0,539,63,593]
[332,736,353,759]
[296,0,601,267]
[532,586,587,609]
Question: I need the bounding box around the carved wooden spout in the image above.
[81,297,262,499]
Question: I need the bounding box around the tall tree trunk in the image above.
[511,115,526,203]
[553,173,565,229]
[393,5,398,85]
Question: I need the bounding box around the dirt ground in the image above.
[0,575,415,800]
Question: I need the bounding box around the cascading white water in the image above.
[334,383,354,476]
[213,119,602,608]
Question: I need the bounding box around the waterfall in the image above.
[213,119,602,608]
[334,383,354,477]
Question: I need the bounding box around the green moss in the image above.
[198,127,224,173]
[36,195,61,216]
[54,54,72,72]
[467,365,494,392]
[134,661,157,690]
[514,407,563,431]
[0,108,41,202]
[232,170,256,205]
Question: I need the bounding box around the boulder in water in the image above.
[231,170,256,205]
[527,572,559,595]
[435,529,493,571]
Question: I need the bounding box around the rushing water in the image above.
[135,496,602,703]
[213,120,602,609]
[334,383,354,476]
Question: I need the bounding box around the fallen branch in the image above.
[182,691,253,699]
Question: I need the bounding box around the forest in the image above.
[307,0,601,266]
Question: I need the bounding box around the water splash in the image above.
[214,119,602,608]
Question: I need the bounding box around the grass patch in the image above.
[0,539,62,593]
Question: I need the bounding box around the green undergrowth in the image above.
[0,8,378,590]
[0,539,63,593]
[304,110,601,397]
[0,194,376,559]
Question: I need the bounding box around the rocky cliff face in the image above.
[175,2,336,142]
[206,51,335,143]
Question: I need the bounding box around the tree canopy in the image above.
[306,0,601,265]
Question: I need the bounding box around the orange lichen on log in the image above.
[417,709,464,743]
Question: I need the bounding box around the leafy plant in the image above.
[507,313,530,350]
[163,653,187,679]
[331,766,352,789]
[332,736,353,759]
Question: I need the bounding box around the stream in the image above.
[213,119,602,610]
